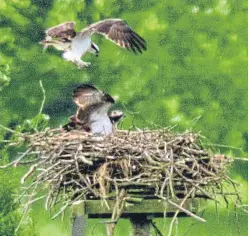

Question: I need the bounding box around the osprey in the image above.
[63,84,123,135]
[64,109,124,132]
[40,19,147,68]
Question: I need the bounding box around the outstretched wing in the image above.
[73,84,115,124]
[73,84,113,108]
[45,21,76,39]
[81,19,147,54]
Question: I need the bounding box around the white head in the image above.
[108,110,124,124]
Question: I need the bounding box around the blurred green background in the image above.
[0,0,247,235]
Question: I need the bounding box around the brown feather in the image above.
[72,84,102,109]
[131,32,147,50]
[72,84,114,123]
[83,19,147,54]
[45,22,76,39]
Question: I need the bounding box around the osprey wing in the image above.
[73,84,114,110]
[45,21,76,39]
[82,19,147,54]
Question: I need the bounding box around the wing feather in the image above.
[73,84,115,116]
[123,34,136,53]
[127,35,143,53]
[131,32,147,50]
[81,19,147,53]
[73,84,115,125]
[45,21,76,39]
[73,84,102,109]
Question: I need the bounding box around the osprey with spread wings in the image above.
[40,19,147,68]
[63,84,123,135]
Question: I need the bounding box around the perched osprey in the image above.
[40,19,147,68]
[64,109,124,132]
[63,84,123,135]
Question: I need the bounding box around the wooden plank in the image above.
[71,198,200,217]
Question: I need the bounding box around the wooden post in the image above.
[130,215,151,236]
[71,201,87,236]
[72,215,87,236]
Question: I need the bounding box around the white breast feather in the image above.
[89,103,113,135]
[63,35,91,61]
[90,115,113,135]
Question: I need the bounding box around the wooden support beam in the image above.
[72,215,87,236]
[130,215,151,236]
[71,201,87,236]
[84,198,200,216]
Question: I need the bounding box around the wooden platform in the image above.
[71,198,204,236]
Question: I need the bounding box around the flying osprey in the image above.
[63,84,123,135]
[40,19,147,68]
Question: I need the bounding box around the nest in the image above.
[2,128,240,225]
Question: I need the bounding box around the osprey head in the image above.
[109,110,124,124]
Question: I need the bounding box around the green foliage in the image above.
[18,113,50,133]
[0,171,37,236]
[0,0,247,235]
[0,64,11,91]
[0,183,18,236]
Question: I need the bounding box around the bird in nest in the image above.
[63,84,124,135]
[40,19,147,68]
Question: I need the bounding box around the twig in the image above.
[151,221,164,236]
[0,124,19,134]
[167,187,199,236]
[51,201,71,220]
[34,79,46,131]
[38,79,46,115]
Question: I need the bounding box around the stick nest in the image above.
[4,128,239,221]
